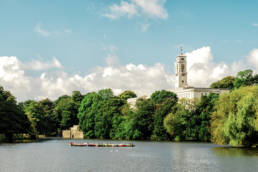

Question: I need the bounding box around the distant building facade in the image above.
[173,52,229,99]
[62,125,84,139]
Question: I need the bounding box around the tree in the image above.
[194,94,219,141]
[53,91,83,131]
[211,85,258,147]
[233,69,253,89]
[39,99,57,136]
[129,98,155,140]
[23,99,58,136]
[98,89,114,100]
[150,90,178,104]
[94,97,124,139]
[72,91,84,103]
[164,103,191,141]
[109,104,135,140]
[164,94,218,142]
[119,90,137,100]
[53,96,79,130]
[150,90,178,140]
[78,92,101,138]
[251,74,258,85]
[0,86,32,141]
[78,89,126,139]
[210,76,235,89]
[24,101,46,135]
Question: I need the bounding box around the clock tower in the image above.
[175,49,188,88]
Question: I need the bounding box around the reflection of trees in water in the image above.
[212,147,258,157]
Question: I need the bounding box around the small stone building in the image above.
[62,125,84,139]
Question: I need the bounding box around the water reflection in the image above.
[0,140,258,172]
[213,147,258,157]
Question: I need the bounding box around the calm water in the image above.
[0,139,258,172]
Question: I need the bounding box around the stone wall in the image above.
[62,130,71,139]
[62,125,84,139]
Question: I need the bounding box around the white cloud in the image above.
[23,57,62,71]
[103,45,120,66]
[104,0,168,19]
[141,23,150,32]
[0,56,32,100]
[34,23,72,37]
[252,23,258,27]
[64,29,72,33]
[103,1,138,19]
[34,23,51,37]
[0,56,174,101]
[105,54,120,67]
[247,49,258,71]
[186,47,247,87]
[0,47,257,102]
[132,0,168,19]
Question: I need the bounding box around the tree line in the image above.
[0,69,257,147]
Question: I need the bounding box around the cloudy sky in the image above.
[0,0,258,101]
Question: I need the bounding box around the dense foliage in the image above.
[0,86,31,141]
[210,76,235,89]
[150,90,178,141]
[211,86,258,147]
[210,69,258,90]
[78,89,126,139]
[20,91,84,137]
[164,94,218,142]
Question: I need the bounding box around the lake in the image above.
[0,139,258,172]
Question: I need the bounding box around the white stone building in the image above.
[62,125,84,139]
[173,52,229,99]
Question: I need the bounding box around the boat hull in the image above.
[70,142,135,147]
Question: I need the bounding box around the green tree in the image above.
[72,91,84,103]
[98,88,114,100]
[94,97,125,139]
[164,95,218,142]
[78,92,101,138]
[129,98,155,140]
[78,89,126,139]
[251,74,258,85]
[151,90,178,104]
[194,94,219,141]
[210,76,235,89]
[233,69,253,89]
[211,85,258,147]
[23,99,58,136]
[53,91,83,131]
[0,86,32,141]
[39,99,57,136]
[24,101,46,135]
[110,104,135,140]
[164,103,191,141]
[150,90,178,141]
[119,90,137,100]
[53,96,79,130]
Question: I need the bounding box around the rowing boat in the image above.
[70,142,135,147]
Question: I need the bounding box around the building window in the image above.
[181,64,184,72]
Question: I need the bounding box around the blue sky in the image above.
[0,0,258,100]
